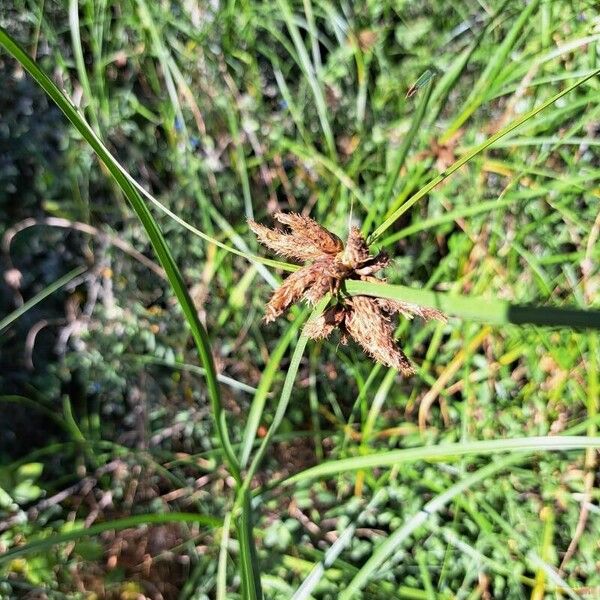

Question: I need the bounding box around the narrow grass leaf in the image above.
[346,279,600,329]
[240,308,309,468]
[0,266,86,333]
[284,436,600,485]
[441,0,541,141]
[0,512,221,563]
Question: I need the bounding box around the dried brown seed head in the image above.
[248,219,334,262]
[250,212,445,373]
[345,296,415,375]
[274,212,343,256]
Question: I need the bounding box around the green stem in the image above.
[346,279,600,329]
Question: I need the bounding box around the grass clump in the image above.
[1,1,599,598]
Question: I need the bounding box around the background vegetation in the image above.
[1,0,599,598]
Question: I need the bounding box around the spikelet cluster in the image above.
[249,212,445,374]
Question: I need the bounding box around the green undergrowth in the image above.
[0,1,599,598]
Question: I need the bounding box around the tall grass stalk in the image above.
[0,27,261,598]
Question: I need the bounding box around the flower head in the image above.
[249,212,445,373]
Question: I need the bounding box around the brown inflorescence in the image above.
[249,212,446,374]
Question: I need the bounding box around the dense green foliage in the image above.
[1,1,599,598]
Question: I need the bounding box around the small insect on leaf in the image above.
[406,68,437,99]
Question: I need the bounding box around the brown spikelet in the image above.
[340,226,371,266]
[301,259,344,305]
[303,277,333,306]
[303,305,347,339]
[345,296,414,375]
[302,260,348,304]
[376,298,447,322]
[354,252,390,276]
[248,220,332,262]
[264,264,322,323]
[274,212,343,256]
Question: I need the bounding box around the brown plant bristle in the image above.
[303,306,346,339]
[274,212,343,256]
[264,264,322,323]
[376,298,447,322]
[248,219,333,262]
[345,296,415,375]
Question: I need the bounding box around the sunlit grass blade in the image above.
[125,354,259,395]
[236,492,263,600]
[291,489,387,600]
[364,77,434,233]
[68,0,98,134]
[276,0,337,160]
[243,300,327,486]
[370,67,600,241]
[440,0,541,142]
[216,513,233,600]
[427,0,511,125]
[379,195,527,246]
[284,436,600,486]
[239,307,309,468]
[0,265,86,333]
[346,279,600,329]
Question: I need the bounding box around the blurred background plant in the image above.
[0,0,599,598]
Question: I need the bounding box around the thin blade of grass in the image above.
[232,302,325,599]
[364,77,434,234]
[0,395,68,431]
[217,513,233,600]
[290,490,387,600]
[440,0,541,142]
[124,354,259,395]
[68,0,99,133]
[239,307,309,468]
[236,492,263,600]
[385,76,434,199]
[276,0,337,159]
[427,0,512,125]
[0,512,221,563]
[284,436,600,485]
[0,265,86,333]
[370,68,600,241]
[243,300,327,486]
